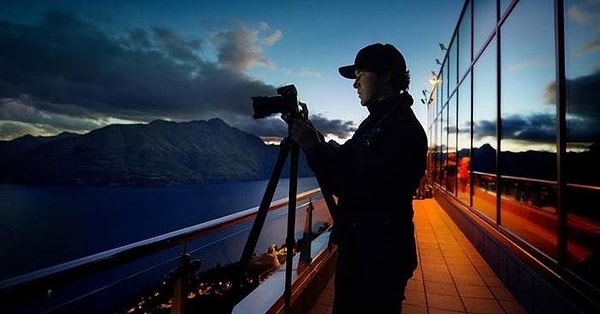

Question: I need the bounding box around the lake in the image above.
[0,177,320,280]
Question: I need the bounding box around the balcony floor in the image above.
[309,198,527,314]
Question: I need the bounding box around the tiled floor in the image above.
[309,198,527,314]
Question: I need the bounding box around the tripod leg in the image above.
[284,142,300,314]
[238,139,292,279]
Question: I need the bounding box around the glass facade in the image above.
[564,0,600,292]
[457,74,471,204]
[472,39,497,223]
[428,0,600,300]
[500,0,558,258]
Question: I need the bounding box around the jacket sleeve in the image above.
[304,111,427,202]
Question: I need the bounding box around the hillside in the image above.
[0,118,314,186]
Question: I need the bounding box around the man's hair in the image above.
[390,69,410,91]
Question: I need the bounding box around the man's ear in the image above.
[379,71,394,84]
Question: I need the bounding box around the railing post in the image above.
[171,248,191,314]
[298,200,314,271]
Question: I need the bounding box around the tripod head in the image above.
[251,84,309,121]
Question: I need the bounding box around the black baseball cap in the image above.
[338,43,407,79]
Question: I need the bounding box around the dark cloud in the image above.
[309,114,356,139]
[0,97,104,134]
[545,71,600,119]
[474,113,598,144]
[233,113,355,142]
[0,10,355,140]
[445,125,458,134]
[0,10,270,118]
[473,119,496,139]
[500,113,557,142]
[472,71,600,144]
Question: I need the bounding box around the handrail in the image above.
[472,171,600,192]
[0,188,323,300]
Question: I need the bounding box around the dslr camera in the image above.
[251,84,308,120]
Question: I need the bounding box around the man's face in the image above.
[353,69,381,106]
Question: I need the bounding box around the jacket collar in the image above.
[366,92,413,116]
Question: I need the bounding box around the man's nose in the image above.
[353,79,359,88]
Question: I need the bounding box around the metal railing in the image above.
[0,188,327,313]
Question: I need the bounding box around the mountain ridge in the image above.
[0,118,314,186]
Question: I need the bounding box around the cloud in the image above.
[232,112,356,142]
[309,113,356,139]
[472,70,600,145]
[568,3,599,25]
[544,70,600,119]
[0,97,106,138]
[568,1,600,56]
[472,113,559,150]
[500,113,557,142]
[506,57,549,72]
[152,27,203,62]
[0,121,45,140]
[579,37,600,55]
[472,119,496,139]
[282,67,322,79]
[211,22,280,71]
[0,10,354,141]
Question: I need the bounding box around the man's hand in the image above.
[288,118,322,151]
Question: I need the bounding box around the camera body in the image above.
[251,84,306,119]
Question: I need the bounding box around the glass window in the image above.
[501,0,511,17]
[473,0,497,57]
[500,0,557,259]
[446,95,458,195]
[448,41,458,94]
[434,111,443,186]
[428,84,439,129]
[472,38,497,222]
[458,2,472,81]
[437,70,444,115]
[445,59,450,103]
[564,0,600,289]
[458,73,472,204]
[440,106,448,187]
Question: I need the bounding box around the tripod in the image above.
[237,134,336,313]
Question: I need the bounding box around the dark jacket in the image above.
[303,92,427,284]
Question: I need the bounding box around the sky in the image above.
[0,0,464,143]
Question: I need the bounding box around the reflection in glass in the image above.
[458,1,472,81]
[501,0,511,17]
[472,39,497,222]
[473,0,497,57]
[448,41,458,94]
[441,104,449,191]
[500,0,557,259]
[458,74,472,204]
[433,91,443,186]
[564,0,600,290]
[437,70,444,115]
[446,95,458,195]
[444,61,449,107]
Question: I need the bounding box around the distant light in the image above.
[261,136,283,145]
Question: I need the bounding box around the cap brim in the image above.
[338,65,356,79]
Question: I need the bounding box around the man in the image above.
[287,43,428,313]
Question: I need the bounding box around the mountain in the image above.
[0,118,314,186]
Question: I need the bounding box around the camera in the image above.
[251,84,307,119]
